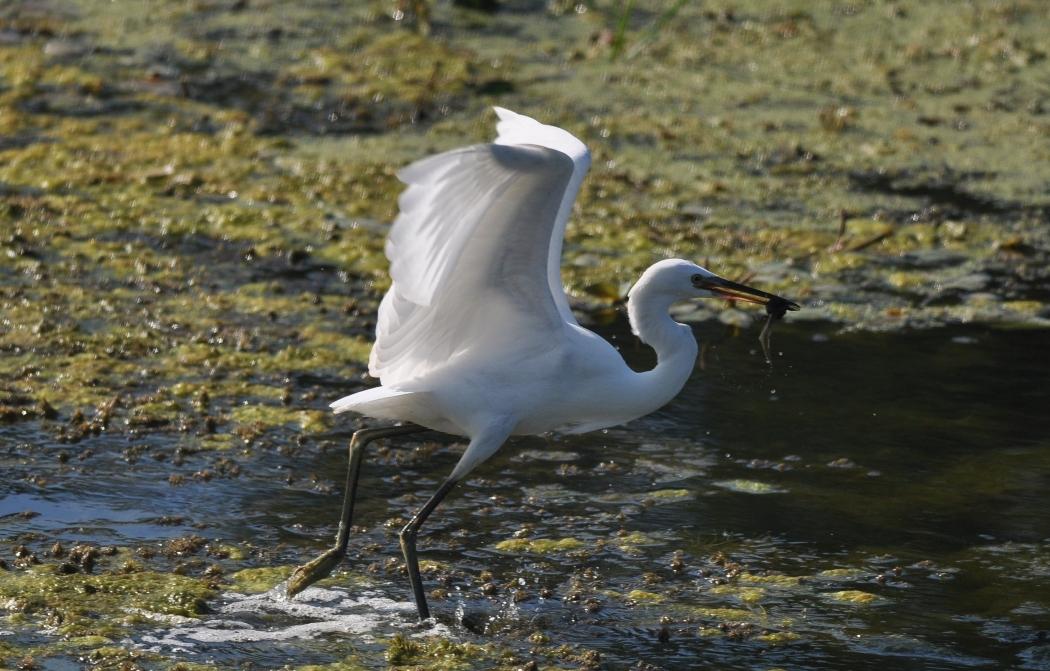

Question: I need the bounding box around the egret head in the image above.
[632,259,800,312]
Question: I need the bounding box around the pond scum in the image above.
[1,0,1048,669]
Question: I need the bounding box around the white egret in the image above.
[288,108,798,619]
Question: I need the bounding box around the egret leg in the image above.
[287,424,424,598]
[399,477,459,620]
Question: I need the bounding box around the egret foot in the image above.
[287,547,343,597]
[287,424,425,600]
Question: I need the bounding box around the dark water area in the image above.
[3,319,1048,670]
[667,322,1050,552]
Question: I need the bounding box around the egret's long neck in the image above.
[626,284,699,406]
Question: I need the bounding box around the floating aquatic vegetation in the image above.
[824,590,884,605]
[493,537,586,555]
[713,479,787,495]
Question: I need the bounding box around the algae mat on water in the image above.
[1,1,1049,669]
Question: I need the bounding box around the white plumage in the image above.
[331,106,794,476]
[370,141,574,387]
[305,108,797,619]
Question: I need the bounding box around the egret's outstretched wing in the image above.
[493,107,591,325]
[370,143,576,387]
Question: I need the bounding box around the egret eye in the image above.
[691,273,704,286]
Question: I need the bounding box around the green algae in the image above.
[229,564,374,595]
[228,565,294,593]
[385,634,493,670]
[624,589,665,604]
[0,565,216,637]
[817,567,869,580]
[824,590,884,605]
[756,631,801,644]
[294,659,369,671]
[710,584,766,605]
[597,488,693,506]
[208,544,247,561]
[610,530,660,554]
[688,606,759,622]
[229,404,332,434]
[739,572,802,588]
[713,479,787,495]
[644,488,692,502]
[494,537,586,555]
[169,663,223,671]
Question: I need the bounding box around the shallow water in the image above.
[3,319,1049,670]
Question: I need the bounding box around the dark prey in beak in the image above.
[692,275,802,365]
[765,295,796,321]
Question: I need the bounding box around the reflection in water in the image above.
[2,321,1049,669]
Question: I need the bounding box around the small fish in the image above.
[759,296,799,364]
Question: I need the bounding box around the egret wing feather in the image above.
[370,143,576,387]
[493,107,591,326]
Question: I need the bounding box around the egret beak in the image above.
[697,276,801,312]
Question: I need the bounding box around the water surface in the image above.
[3,319,1048,670]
